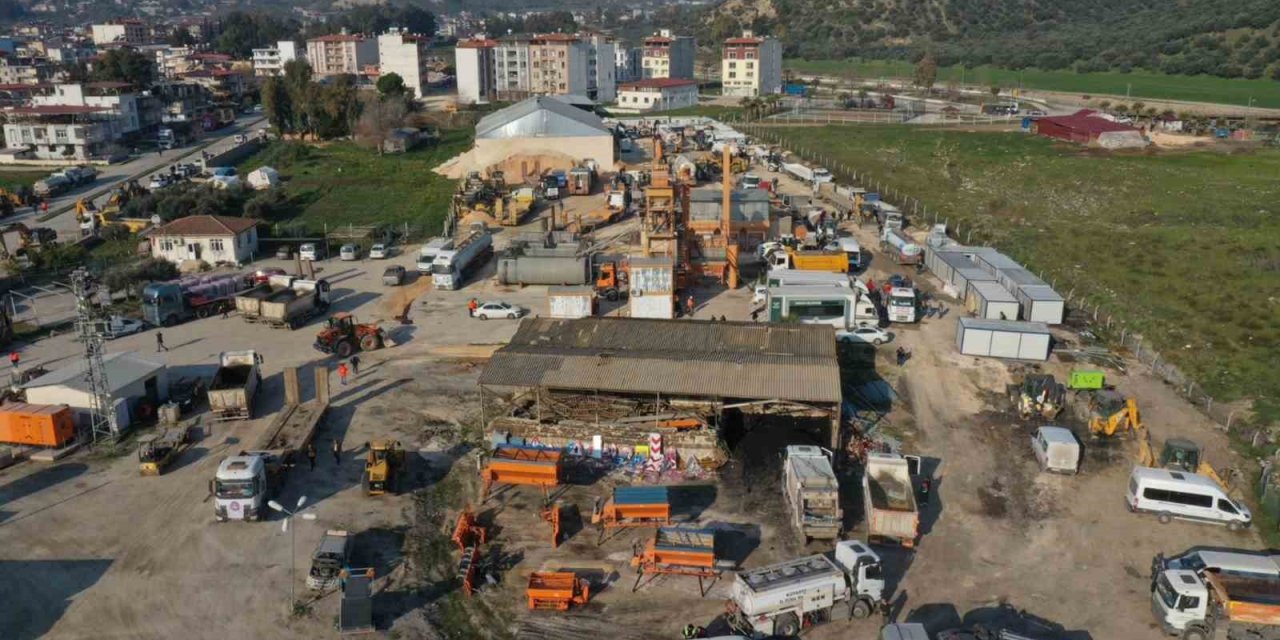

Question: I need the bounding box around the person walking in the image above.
[685,295,695,317]
[40,200,48,213]
[337,362,349,386]
[8,351,18,370]
[155,331,168,352]
[306,443,317,471]
[349,354,360,376]
[332,438,342,465]
[467,298,478,316]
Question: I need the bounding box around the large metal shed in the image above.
[472,97,616,171]
[955,318,1051,361]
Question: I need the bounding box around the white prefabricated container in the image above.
[955,317,1051,361]
[1016,284,1066,325]
[629,257,675,319]
[996,266,1048,293]
[965,280,1020,320]
[952,266,996,295]
[1032,426,1080,474]
[548,285,594,319]
[975,250,1022,276]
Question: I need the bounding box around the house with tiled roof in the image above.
[148,215,260,266]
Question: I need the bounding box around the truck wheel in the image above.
[196,306,212,319]
[1181,624,1210,640]
[605,289,619,302]
[360,334,380,351]
[164,314,178,327]
[852,599,872,619]
[1157,511,1173,524]
[336,341,354,358]
[1227,520,1242,532]
[774,613,800,637]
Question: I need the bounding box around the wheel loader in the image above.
[362,440,406,496]
[1084,389,1141,438]
[1007,374,1066,420]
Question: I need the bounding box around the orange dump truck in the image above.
[0,402,76,448]
[480,446,563,499]
[527,571,590,611]
[592,486,671,530]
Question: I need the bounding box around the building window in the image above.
[729,61,736,68]
[161,240,174,252]
[746,51,756,60]
[210,239,225,252]
[746,61,754,69]
[728,51,737,60]
[729,72,736,79]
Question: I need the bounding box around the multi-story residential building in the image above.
[528,34,590,97]
[641,30,695,80]
[455,38,496,104]
[305,33,378,76]
[2,82,148,161]
[377,28,430,98]
[721,31,782,97]
[493,37,530,101]
[91,20,148,46]
[582,33,616,103]
[252,41,303,77]
[615,47,641,83]
[616,78,699,112]
[0,55,56,85]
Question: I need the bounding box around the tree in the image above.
[93,49,154,87]
[282,60,314,137]
[168,28,196,47]
[1099,99,1112,111]
[913,54,938,93]
[989,85,1001,98]
[216,11,300,58]
[262,76,292,134]
[376,72,409,99]
[1131,101,1146,114]
[355,94,409,153]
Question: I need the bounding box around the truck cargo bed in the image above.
[867,469,913,510]
[211,365,254,389]
[254,401,327,457]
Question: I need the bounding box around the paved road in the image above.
[4,115,268,240]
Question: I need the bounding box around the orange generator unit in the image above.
[480,445,563,499]
[526,571,590,611]
[0,402,76,448]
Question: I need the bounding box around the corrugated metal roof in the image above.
[958,317,1050,334]
[22,351,165,394]
[479,317,841,405]
[475,96,609,140]
[968,280,1017,302]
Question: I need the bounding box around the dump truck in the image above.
[728,540,885,636]
[207,350,261,421]
[1153,568,1280,640]
[863,452,919,547]
[234,274,295,321]
[432,230,492,290]
[258,278,331,329]
[783,446,842,542]
[765,247,851,273]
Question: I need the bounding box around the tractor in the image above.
[362,440,406,496]
[314,313,386,358]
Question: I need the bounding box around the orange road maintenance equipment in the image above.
[540,501,563,548]
[591,486,671,543]
[630,526,725,595]
[480,445,563,500]
[0,403,76,448]
[526,571,590,611]
[452,506,489,596]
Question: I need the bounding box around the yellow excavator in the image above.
[1137,432,1235,491]
[1089,389,1236,491]
[362,440,406,496]
[1085,390,1142,438]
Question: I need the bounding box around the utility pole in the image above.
[71,267,112,444]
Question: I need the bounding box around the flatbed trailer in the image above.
[253,400,327,462]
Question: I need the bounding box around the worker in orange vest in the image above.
[337,362,349,386]
[8,351,19,369]
[468,298,478,316]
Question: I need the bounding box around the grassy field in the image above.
[771,125,1280,419]
[0,170,50,192]
[236,128,472,236]
[785,59,1280,109]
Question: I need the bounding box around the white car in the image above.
[101,316,146,340]
[369,244,391,259]
[339,244,360,261]
[472,301,525,320]
[836,326,891,345]
[147,175,171,190]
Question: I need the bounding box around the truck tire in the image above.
[774,613,800,637]
[852,598,872,619]
[1157,511,1173,524]
[1181,624,1210,640]
[336,340,354,358]
[605,289,619,302]
[196,305,212,319]
[360,334,380,351]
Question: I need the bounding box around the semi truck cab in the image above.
[887,287,918,323]
[212,454,275,522]
[834,540,887,602]
[1152,569,1211,636]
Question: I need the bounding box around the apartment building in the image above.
[615,47,641,83]
[616,78,698,112]
[528,34,590,97]
[721,31,782,97]
[252,41,303,77]
[455,38,496,104]
[494,37,530,101]
[582,33,616,103]
[0,55,56,85]
[378,28,430,98]
[641,30,695,80]
[306,33,378,76]
[91,20,147,46]
[2,82,146,161]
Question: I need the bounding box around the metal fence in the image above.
[737,121,1253,438]
[757,110,1019,127]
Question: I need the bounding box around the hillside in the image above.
[702,0,1280,80]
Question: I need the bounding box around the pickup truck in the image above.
[207,350,261,421]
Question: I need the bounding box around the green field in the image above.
[785,59,1280,109]
[770,125,1280,419]
[235,129,472,236]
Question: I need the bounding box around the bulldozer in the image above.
[362,440,406,496]
[314,313,386,358]
[1008,374,1066,420]
[1084,389,1142,438]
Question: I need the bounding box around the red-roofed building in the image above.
[306,32,378,76]
[641,29,694,80]
[149,215,260,266]
[1032,110,1149,148]
[617,78,698,113]
[721,31,782,97]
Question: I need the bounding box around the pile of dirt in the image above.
[434,150,587,182]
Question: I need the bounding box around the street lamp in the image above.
[269,496,316,611]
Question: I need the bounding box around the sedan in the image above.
[836,325,892,346]
[147,175,171,190]
[101,316,146,340]
[369,243,392,259]
[472,301,525,320]
[253,267,287,284]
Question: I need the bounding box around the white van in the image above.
[299,242,321,261]
[1127,467,1251,530]
[1031,426,1080,474]
[416,237,454,274]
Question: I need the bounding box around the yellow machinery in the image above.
[1086,390,1141,438]
[362,439,406,496]
[1137,434,1234,491]
[0,188,24,207]
[137,427,190,476]
[1008,374,1066,420]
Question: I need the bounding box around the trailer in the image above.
[258,279,332,329]
[966,280,1020,320]
[881,227,922,265]
[766,285,878,329]
[592,486,672,538]
[338,568,376,635]
[862,452,919,547]
[234,274,295,321]
[782,162,833,185]
[432,230,493,290]
[956,317,1051,361]
[480,446,563,499]
[142,273,253,327]
[783,446,842,542]
[766,248,850,273]
[496,252,591,286]
[207,350,261,421]
[728,541,885,636]
[527,571,591,611]
[631,527,729,594]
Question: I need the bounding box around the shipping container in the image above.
[955,318,1051,361]
[1015,284,1066,325]
[974,250,1022,276]
[965,281,1020,320]
[952,266,997,296]
[995,266,1048,294]
[0,402,76,448]
[630,257,675,319]
[548,285,594,319]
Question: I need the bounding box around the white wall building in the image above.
[22,352,169,434]
[306,33,378,76]
[583,34,616,103]
[148,215,260,266]
[615,47,641,83]
[641,30,695,80]
[252,41,303,77]
[455,38,496,104]
[91,20,147,46]
[722,32,783,97]
[494,38,531,101]
[377,28,430,98]
[1,82,145,161]
[616,78,699,112]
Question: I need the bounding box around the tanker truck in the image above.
[142,273,253,326]
[432,230,493,290]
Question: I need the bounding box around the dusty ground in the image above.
[0,144,1265,640]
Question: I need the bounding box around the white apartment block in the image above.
[91,20,147,46]
[252,41,303,77]
[583,34,616,103]
[305,33,378,76]
[3,83,142,161]
[455,38,496,104]
[616,79,698,113]
[641,30,695,80]
[721,32,782,97]
[615,47,641,83]
[494,38,530,101]
[377,29,430,99]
